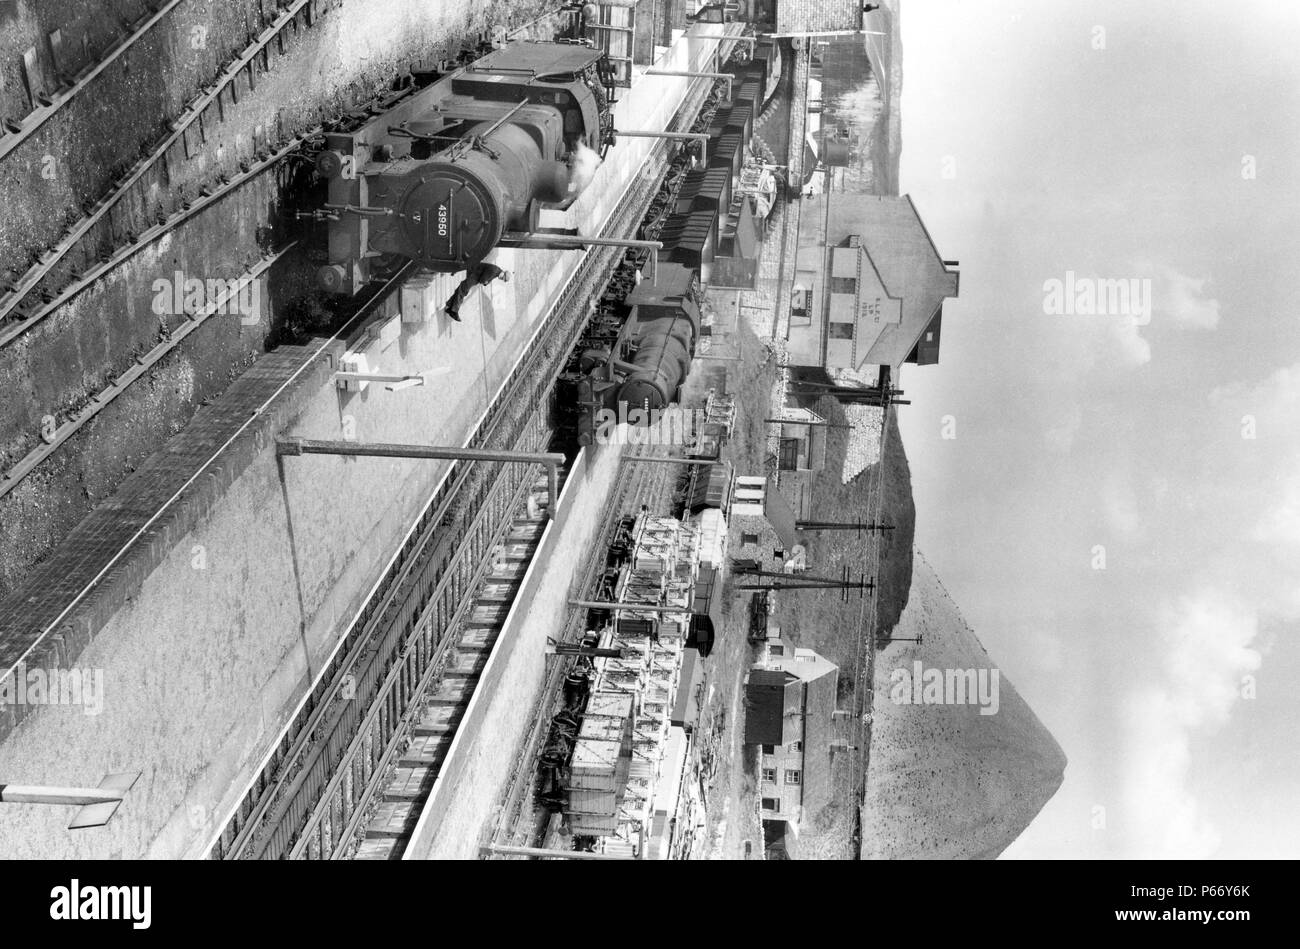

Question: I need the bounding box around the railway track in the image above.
[0,257,417,687]
[0,5,573,499]
[0,0,187,163]
[204,58,736,859]
[0,0,570,342]
[350,459,566,858]
[0,243,296,501]
[0,134,315,354]
[0,0,337,335]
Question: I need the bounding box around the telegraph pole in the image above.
[796,519,894,534]
[876,633,922,646]
[787,381,907,406]
[731,564,874,599]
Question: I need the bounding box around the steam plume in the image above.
[567,141,603,195]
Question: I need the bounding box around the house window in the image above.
[773,549,785,560]
[784,769,801,786]
[778,438,799,470]
[769,644,784,657]
[761,768,777,783]
[741,532,759,546]
[761,797,780,811]
[791,288,810,323]
[828,321,854,340]
[788,741,802,753]
[926,332,934,342]
[761,744,775,755]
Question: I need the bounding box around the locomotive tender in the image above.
[315,41,616,294]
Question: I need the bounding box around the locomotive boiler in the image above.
[315,41,615,294]
[570,262,702,446]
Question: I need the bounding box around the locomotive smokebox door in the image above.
[400,168,501,267]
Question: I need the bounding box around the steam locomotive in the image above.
[560,43,772,445]
[313,40,617,295]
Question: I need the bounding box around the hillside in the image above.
[861,551,1068,859]
[772,405,914,674]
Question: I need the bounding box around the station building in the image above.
[786,193,958,382]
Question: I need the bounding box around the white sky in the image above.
[895,0,1300,858]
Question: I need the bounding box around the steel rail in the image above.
[1,0,560,333]
[0,0,320,327]
[212,214,640,859]
[0,0,189,163]
[313,187,667,860]
[0,258,413,692]
[317,441,549,859]
[210,386,513,859]
[0,244,293,502]
[338,88,734,861]
[0,132,313,352]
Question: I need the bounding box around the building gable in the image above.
[840,196,958,371]
[786,194,957,374]
[832,241,904,369]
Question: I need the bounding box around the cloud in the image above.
[1097,264,1218,367]
[1121,593,1261,858]
[1208,362,1300,617]
[1124,690,1221,857]
[1252,472,1300,549]
[1250,474,1300,619]
[1158,266,1220,330]
[1160,595,1262,726]
[1210,361,1300,425]
[1108,316,1152,367]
